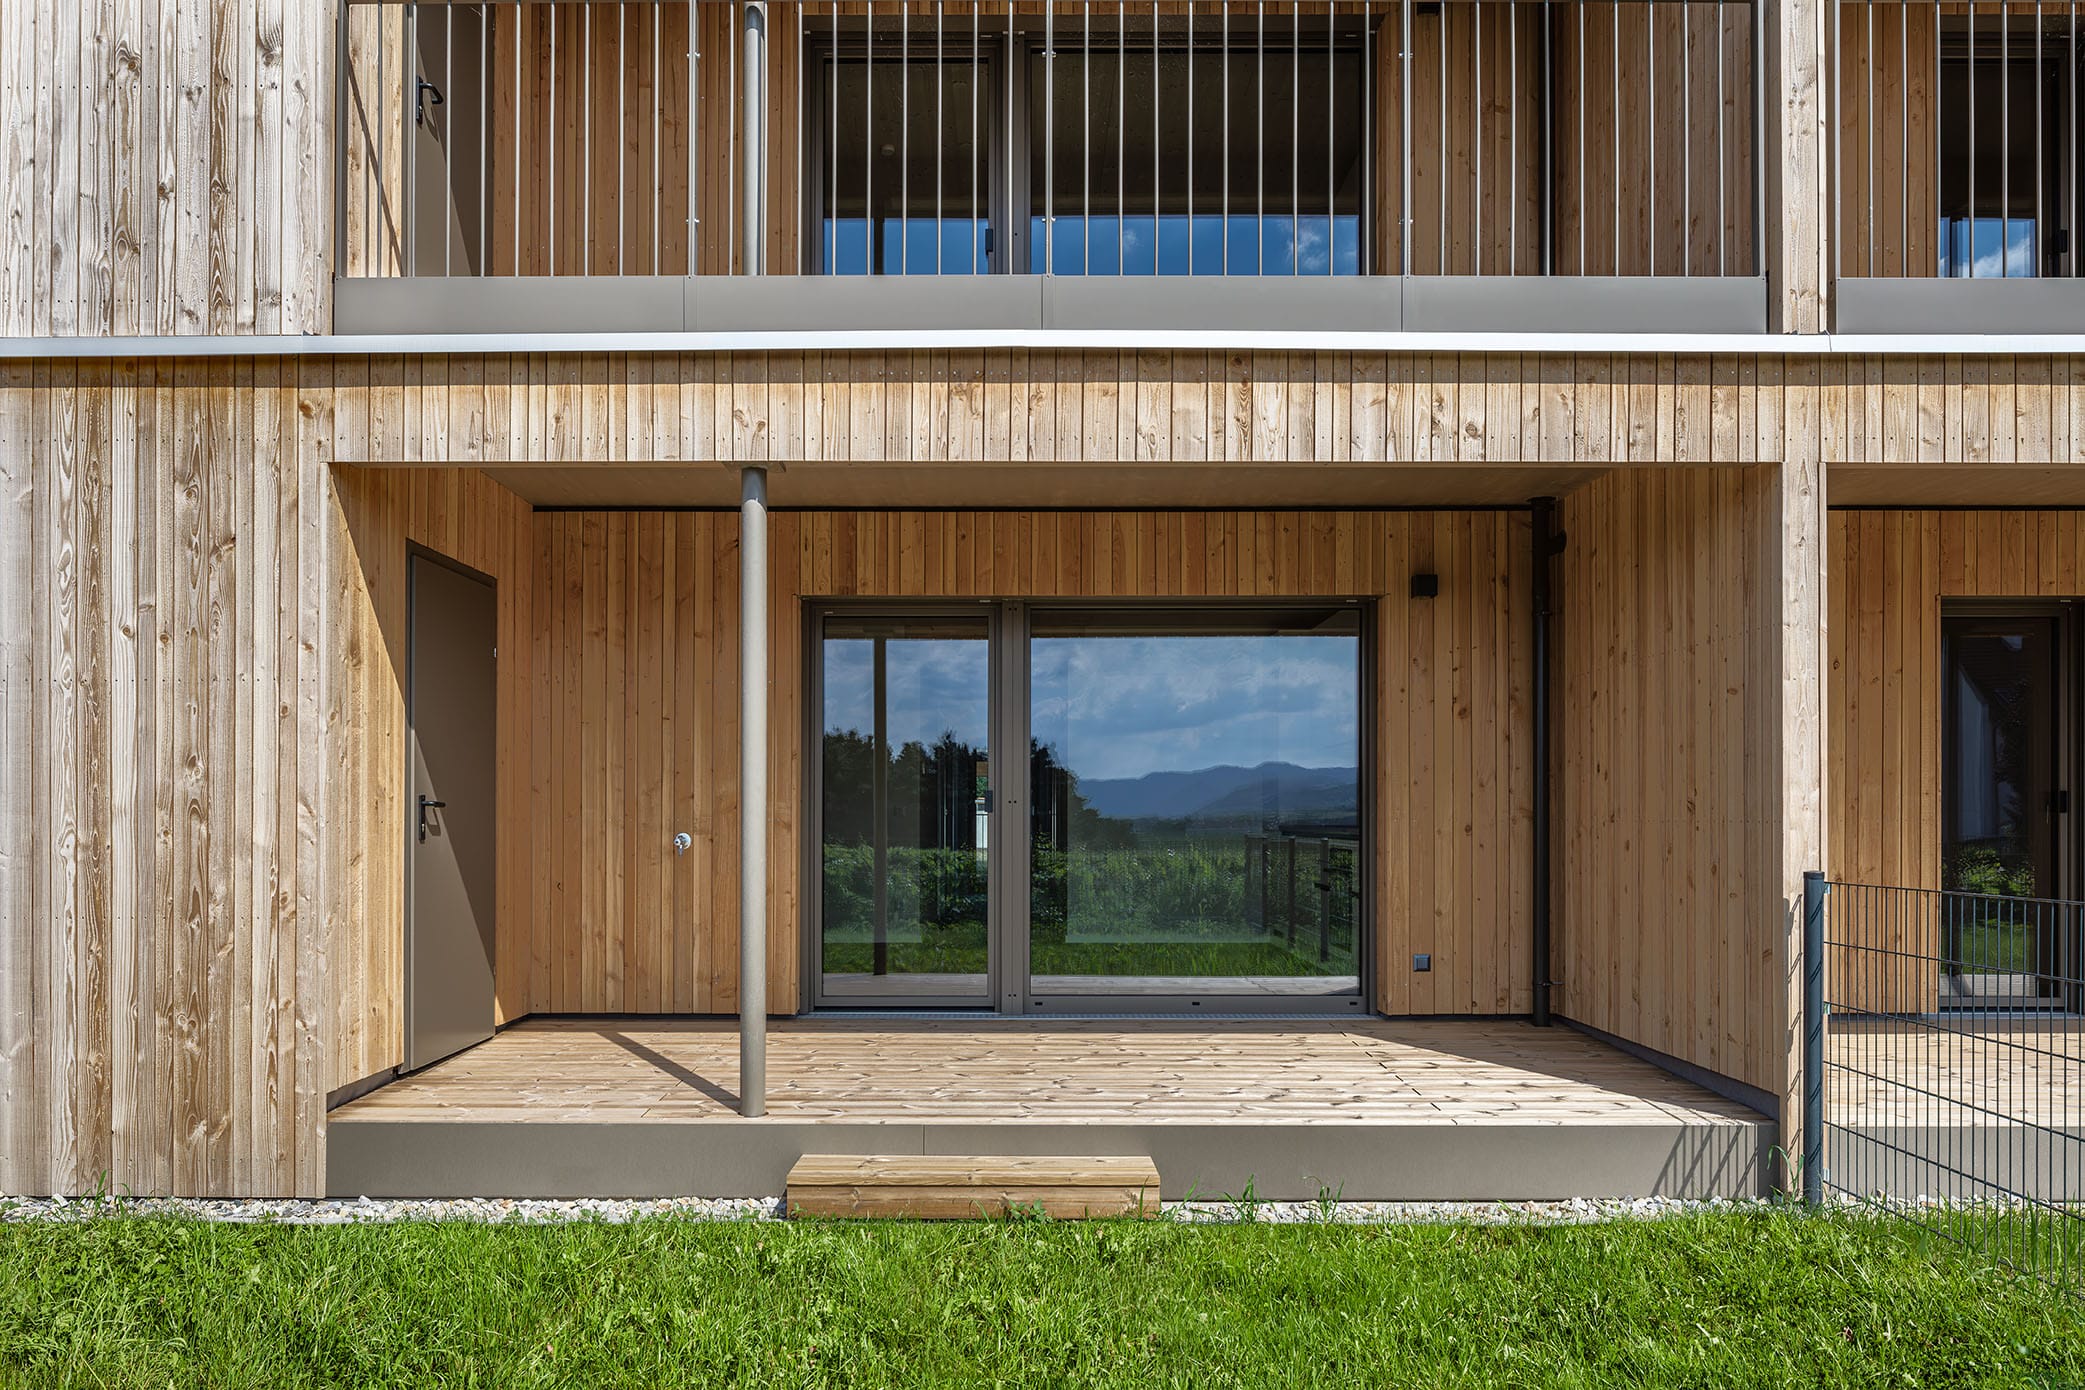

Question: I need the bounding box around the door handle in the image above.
[418,795,447,843]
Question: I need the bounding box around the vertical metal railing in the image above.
[1244,831,1361,963]
[1806,877,2085,1295]
[339,0,1761,280]
[339,0,714,278]
[1835,0,2085,278]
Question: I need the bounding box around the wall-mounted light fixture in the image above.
[1409,574,1440,599]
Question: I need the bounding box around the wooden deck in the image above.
[1824,1019,2085,1202]
[326,1019,1773,1200]
[1826,1019,2085,1130]
[336,1017,1761,1127]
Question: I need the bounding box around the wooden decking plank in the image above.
[786,1153,1163,1219]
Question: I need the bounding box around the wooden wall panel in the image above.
[336,349,1807,465]
[1836,2,1939,278]
[1552,1,1758,277]
[0,357,530,1198]
[1827,508,2085,1011]
[529,508,1534,1019]
[1556,465,1788,1095]
[0,360,325,1198]
[0,0,333,335]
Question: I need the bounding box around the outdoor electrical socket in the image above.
[1413,953,1432,972]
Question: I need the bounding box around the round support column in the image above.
[739,465,769,1117]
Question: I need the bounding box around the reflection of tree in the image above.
[822,727,986,851]
[1028,739,1134,853]
[1946,638,2040,896]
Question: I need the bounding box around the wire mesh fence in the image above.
[1806,874,2085,1295]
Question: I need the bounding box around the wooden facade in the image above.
[0,0,2069,1202]
[1,346,2079,1195]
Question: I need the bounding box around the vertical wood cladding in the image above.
[527,509,1536,1019]
[1555,465,1798,1097]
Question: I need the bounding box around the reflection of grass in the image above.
[822,919,1352,979]
[1946,921,2036,975]
[822,838,1364,981]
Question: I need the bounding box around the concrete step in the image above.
[785,1153,1163,1219]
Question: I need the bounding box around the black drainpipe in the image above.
[1529,497,1565,1026]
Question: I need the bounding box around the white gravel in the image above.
[0,1193,1791,1226]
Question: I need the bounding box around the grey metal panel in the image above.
[1042,276,1402,332]
[1401,277,1771,334]
[335,276,687,334]
[324,1114,1772,1200]
[1835,278,2085,335]
[690,275,1046,331]
[405,557,499,1073]
[1829,1126,2085,1202]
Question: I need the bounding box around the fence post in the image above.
[1801,870,1827,1206]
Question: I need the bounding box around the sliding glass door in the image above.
[811,602,1367,1013]
[1941,607,2073,1008]
[817,613,996,1006]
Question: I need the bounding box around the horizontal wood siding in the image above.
[529,508,1533,1019]
[1556,466,1783,1094]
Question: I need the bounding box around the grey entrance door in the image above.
[406,553,499,1071]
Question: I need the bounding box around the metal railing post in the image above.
[1801,869,1828,1206]
[743,0,768,275]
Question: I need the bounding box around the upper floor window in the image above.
[808,21,1369,276]
[1025,40,1367,275]
[1937,18,2073,277]
[1838,0,2085,279]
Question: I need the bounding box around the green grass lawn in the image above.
[1,1211,2081,1388]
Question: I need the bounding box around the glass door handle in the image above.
[417,795,447,843]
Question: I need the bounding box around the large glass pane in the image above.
[820,55,993,274]
[1027,608,1363,999]
[820,616,993,1003]
[1942,613,2060,1005]
[1027,42,1365,275]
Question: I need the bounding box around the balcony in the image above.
[1834,0,2085,332]
[337,0,1766,336]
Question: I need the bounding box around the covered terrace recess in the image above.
[327,1017,1772,1199]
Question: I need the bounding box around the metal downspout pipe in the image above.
[1530,496,1564,1027]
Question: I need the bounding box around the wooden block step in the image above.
[785,1154,1162,1220]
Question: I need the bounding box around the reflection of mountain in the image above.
[1077,762,1359,824]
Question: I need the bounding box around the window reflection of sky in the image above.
[1940,218,2039,278]
[820,214,1362,275]
[1032,633,1359,781]
[823,639,989,751]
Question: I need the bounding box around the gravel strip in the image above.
[0,1194,1794,1225]
[1,1191,2024,1226]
